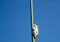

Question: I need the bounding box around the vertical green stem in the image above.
[30,0,35,42]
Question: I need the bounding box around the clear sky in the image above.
[0,0,60,42]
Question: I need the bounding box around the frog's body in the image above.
[32,24,38,39]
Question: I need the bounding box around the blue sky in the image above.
[0,0,60,42]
